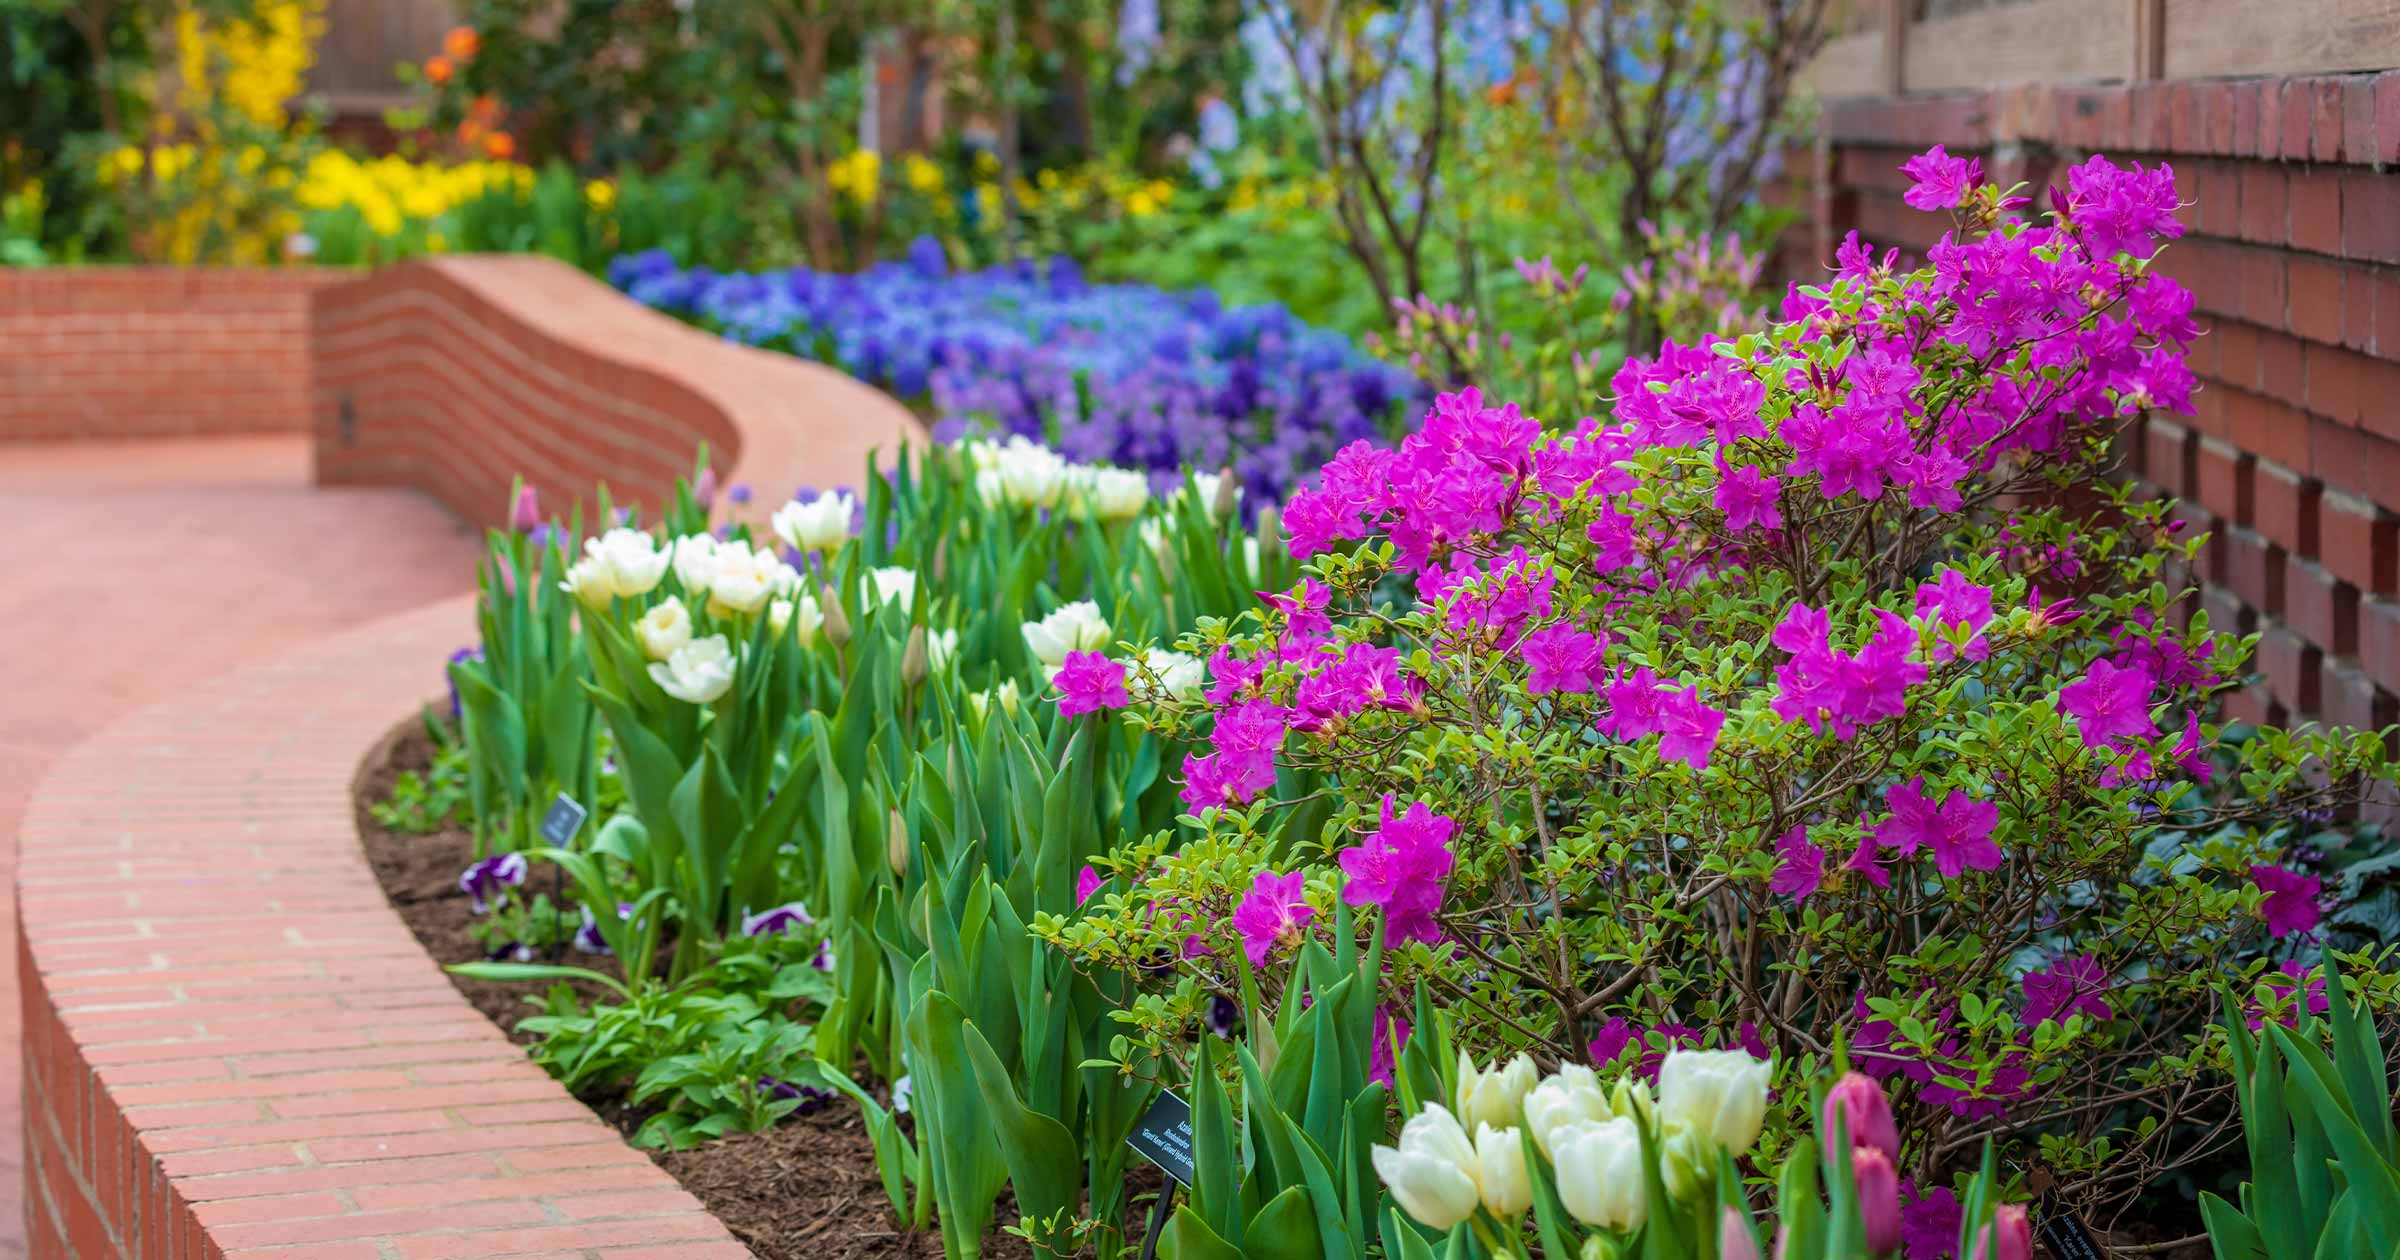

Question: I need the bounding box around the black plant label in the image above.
[539,793,589,846]
[1125,1091,1195,1188]
[2036,1203,2107,1260]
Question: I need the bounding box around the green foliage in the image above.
[370,720,470,834]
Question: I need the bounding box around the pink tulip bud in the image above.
[509,484,540,532]
[1718,1206,1763,1260]
[1823,1071,1902,1163]
[693,467,718,507]
[1969,1206,2034,1260]
[1853,1147,1901,1254]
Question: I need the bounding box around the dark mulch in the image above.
[356,722,1044,1260]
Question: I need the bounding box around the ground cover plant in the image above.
[611,246,1422,508]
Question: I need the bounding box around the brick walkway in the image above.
[0,436,482,1257]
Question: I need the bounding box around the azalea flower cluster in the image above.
[609,244,1420,506]
[1066,148,2398,1220]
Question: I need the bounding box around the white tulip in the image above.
[1655,1049,1771,1157]
[1067,464,1151,522]
[635,596,693,661]
[771,593,824,645]
[1474,1123,1533,1218]
[771,491,856,554]
[927,628,958,672]
[988,437,1069,509]
[1186,470,1242,517]
[566,528,670,603]
[1370,1104,1481,1232]
[1455,1051,1539,1133]
[1142,648,1205,702]
[1138,518,1173,565]
[1022,601,1113,670]
[865,566,917,608]
[647,633,736,704]
[969,679,1022,721]
[671,533,722,593]
[1549,1115,1648,1231]
[558,556,613,610]
[1524,1064,1614,1161]
[707,542,786,616]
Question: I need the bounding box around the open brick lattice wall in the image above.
[2,268,348,442]
[312,254,920,533]
[1812,72,2400,736]
[18,596,753,1260]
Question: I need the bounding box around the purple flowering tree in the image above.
[1063,150,2400,1222]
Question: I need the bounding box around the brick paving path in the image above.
[0,436,481,1257]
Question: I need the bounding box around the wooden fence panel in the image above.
[308,0,457,115]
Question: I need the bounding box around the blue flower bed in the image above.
[608,241,1420,504]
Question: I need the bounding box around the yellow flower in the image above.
[586,179,616,211]
[903,155,943,195]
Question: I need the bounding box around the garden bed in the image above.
[357,722,1039,1260]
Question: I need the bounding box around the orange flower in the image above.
[1485,78,1518,106]
[443,26,481,62]
[468,95,503,125]
[423,55,453,85]
[481,131,515,161]
[456,120,484,146]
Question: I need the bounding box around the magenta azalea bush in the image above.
[1049,149,2399,1223]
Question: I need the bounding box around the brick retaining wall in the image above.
[312,255,921,533]
[17,596,752,1259]
[1,268,348,442]
[1810,73,2400,734]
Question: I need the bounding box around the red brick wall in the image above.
[312,255,923,534]
[1810,74,2400,733]
[0,268,349,442]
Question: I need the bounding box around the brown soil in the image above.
[357,723,1047,1260]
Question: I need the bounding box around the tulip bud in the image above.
[1578,1236,1622,1260]
[901,624,928,687]
[1656,1049,1771,1157]
[1823,1071,1902,1164]
[886,808,909,877]
[1968,1206,2034,1260]
[1852,1146,1901,1254]
[1370,1104,1481,1231]
[693,466,718,507]
[930,535,947,582]
[1718,1207,1763,1260]
[509,483,541,532]
[1211,464,1240,518]
[1659,1122,1711,1202]
[1472,1123,1531,1217]
[818,582,851,647]
[1454,1051,1538,1132]
[1254,503,1282,554]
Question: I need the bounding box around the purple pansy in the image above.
[459,852,526,913]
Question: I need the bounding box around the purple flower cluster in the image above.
[610,243,1419,505]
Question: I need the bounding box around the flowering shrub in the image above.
[612,246,1421,505]
[1059,147,2400,1223]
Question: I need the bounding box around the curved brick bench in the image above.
[312,254,924,531]
[18,595,751,1260]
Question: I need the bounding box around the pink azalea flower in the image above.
[2249,865,2323,938]
[2056,657,2157,749]
[1769,825,1825,900]
[1368,1006,1412,1088]
[1230,869,1314,967]
[1845,836,1891,889]
[1874,776,2003,878]
[1519,622,1607,695]
[1914,568,1995,661]
[2245,961,2331,1030]
[1714,462,1784,532]
[1900,144,1981,212]
[1654,684,1728,771]
[1338,796,1456,946]
[1054,651,1130,717]
[2021,954,2112,1028]
[1075,865,1104,906]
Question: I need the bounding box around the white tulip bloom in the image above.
[991,437,1069,509]
[1067,464,1151,522]
[927,628,958,672]
[573,528,671,602]
[1474,1123,1533,1217]
[1370,1104,1481,1232]
[707,542,786,616]
[1142,648,1205,702]
[969,679,1022,721]
[647,633,736,704]
[558,556,613,610]
[1022,600,1113,670]
[771,491,856,554]
[865,566,917,608]
[1455,1051,1539,1133]
[1549,1115,1648,1231]
[1138,518,1173,565]
[771,593,824,645]
[1524,1064,1614,1161]
[1186,470,1242,517]
[1655,1049,1771,1157]
[635,596,693,661]
[671,533,722,593]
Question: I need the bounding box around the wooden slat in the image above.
[1901,0,2131,93]
[1803,0,2400,96]
[308,0,457,100]
[2160,0,2400,79]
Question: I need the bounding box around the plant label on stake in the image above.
[1125,1090,1195,1186]
[1125,1091,1192,1260]
[539,793,589,846]
[2035,1199,2107,1260]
